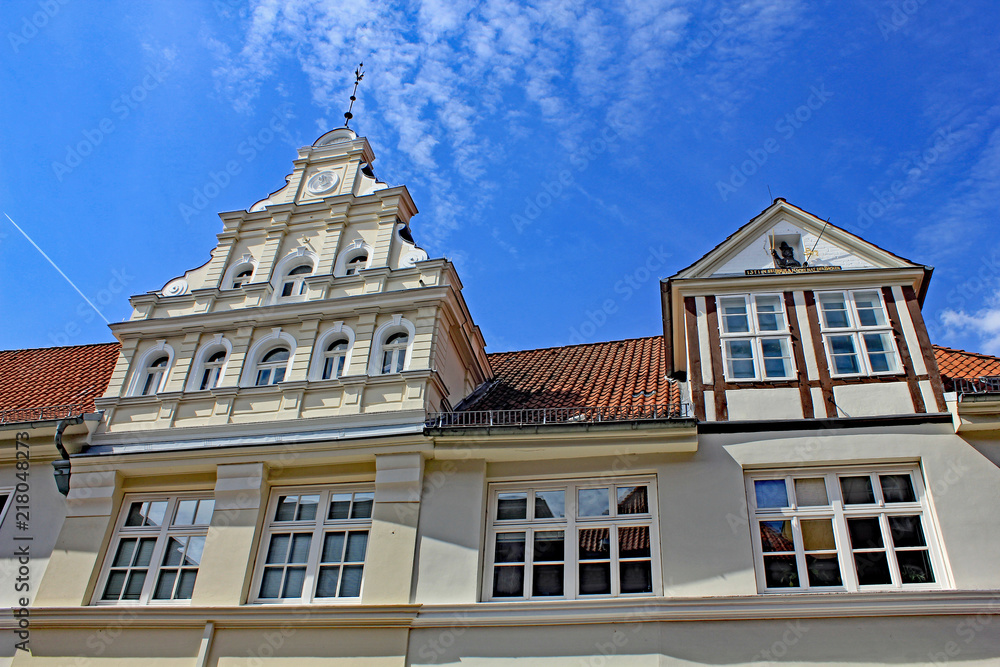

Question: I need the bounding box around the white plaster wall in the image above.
[725,387,804,421]
[712,221,877,276]
[832,382,913,417]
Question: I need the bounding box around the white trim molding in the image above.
[308,322,357,381]
[221,254,259,290]
[127,341,176,397]
[368,315,416,376]
[185,335,234,392]
[240,329,298,387]
[270,247,319,304]
[334,239,374,278]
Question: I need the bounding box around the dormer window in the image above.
[345,255,367,276]
[231,269,253,289]
[141,356,169,396]
[199,351,227,390]
[256,348,290,386]
[818,290,900,376]
[718,294,793,381]
[381,333,408,374]
[322,340,349,379]
[280,265,312,298]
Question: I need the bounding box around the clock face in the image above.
[306,170,339,194]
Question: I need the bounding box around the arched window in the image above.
[142,356,169,396]
[322,340,349,380]
[381,333,408,374]
[199,351,227,390]
[256,348,290,386]
[231,268,253,289]
[280,265,312,298]
[345,254,367,276]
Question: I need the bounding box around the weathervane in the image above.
[343,62,365,128]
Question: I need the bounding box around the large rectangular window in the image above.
[95,495,215,604]
[746,467,945,593]
[251,486,374,603]
[718,294,794,381]
[485,477,659,600]
[816,290,901,376]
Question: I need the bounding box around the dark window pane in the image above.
[259,568,282,598]
[345,532,368,562]
[102,571,127,600]
[493,566,524,597]
[321,532,345,563]
[352,493,374,519]
[134,538,156,566]
[896,550,935,584]
[579,562,611,595]
[840,476,875,504]
[763,555,799,588]
[754,479,788,509]
[328,494,351,520]
[880,475,916,503]
[162,537,185,566]
[275,496,297,521]
[112,539,137,567]
[533,564,564,596]
[617,486,648,514]
[620,561,653,594]
[805,554,842,587]
[273,367,286,383]
[759,521,795,552]
[340,564,364,597]
[123,571,146,600]
[289,534,312,563]
[494,533,525,563]
[296,495,319,521]
[534,490,565,518]
[888,516,926,548]
[853,551,892,585]
[125,503,146,527]
[282,567,306,598]
[833,353,860,375]
[175,570,197,599]
[265,534,290,564]
[497,493,527,520]
[618,526,651,559]
[316,566,340,597]
[153,570,177,600]
[579,528,610,560]
[533,531,564,562]
[847,517,884,549]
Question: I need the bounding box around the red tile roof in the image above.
[933,345,1000,391]
[0,342,120,422]
[470,336,681,412]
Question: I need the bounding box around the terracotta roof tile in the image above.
[933,345,1000,391]
[0,342,120,420]
[469,336,681,412]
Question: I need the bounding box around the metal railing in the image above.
[955,376,1000,398]
[0,404,82,425]
[425,404,692,428]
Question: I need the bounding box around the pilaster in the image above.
[363,453,424,604]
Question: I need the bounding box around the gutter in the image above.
[52,415,84,496]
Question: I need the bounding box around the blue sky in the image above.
[2,0,1000,355]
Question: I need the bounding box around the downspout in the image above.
[52,415,83,496]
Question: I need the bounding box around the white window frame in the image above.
[745,465,948,594]
[269,248,318,304]
[250,485,374,604]
[334,240,373,277]
[717,293,795,381]
[240,330,298,387]
[127,342,176,397]
[817,290,902,378]
[185,336,233,392]
[367,316,416,376]
[93,493,215,605]
[483,476,660,601]
[307,323,357,381]
[0,489,12,530]
[221,254,258,290]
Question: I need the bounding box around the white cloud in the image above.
[941,299,1000,355]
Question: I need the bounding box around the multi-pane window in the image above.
[231,268,253,289]
[345,254,367,276]
[746,467,944,593]
[255,348,290,386]
[280,264,312,298]
[141,356,169,396]
[96,495,214,604]
[199,350,227,390]
[251,487,374,603]
[322,340,349,379]
[718,294,793,380]
[381,333,408,374]
[817,290,900,376]
[485,478,659,600]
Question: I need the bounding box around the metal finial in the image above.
[344,62,365,128]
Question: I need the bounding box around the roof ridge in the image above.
[487,335,661,357]
[0,341,120,355]
[933,344,1000,361]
